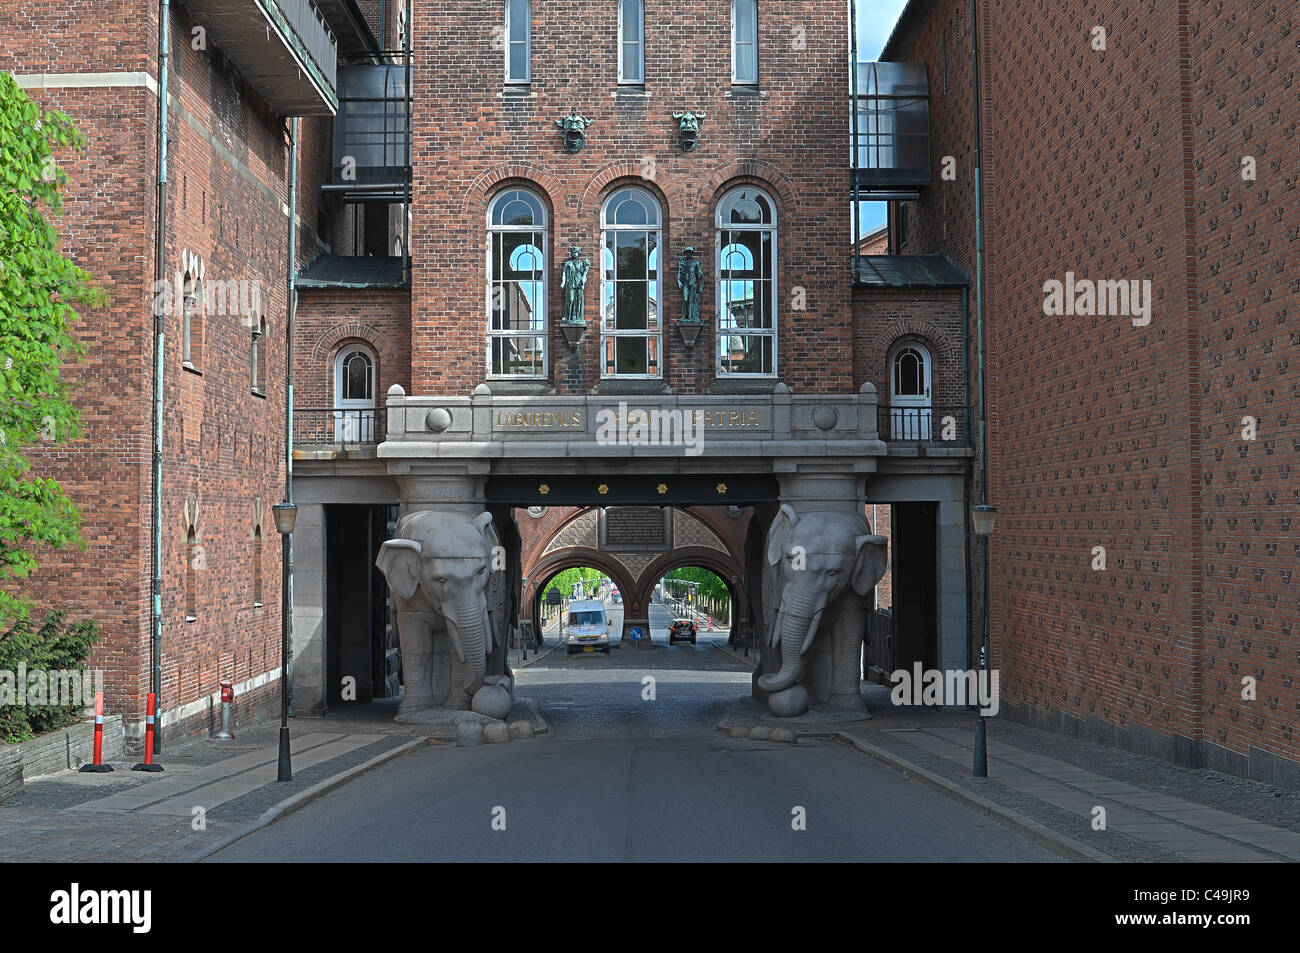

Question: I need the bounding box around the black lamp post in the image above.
[273,500,297,781]
[971,503,997,777]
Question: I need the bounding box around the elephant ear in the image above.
[376,539,422,600]
[765,504,799,567]
[474,511,500,554]
[851,534,889,596]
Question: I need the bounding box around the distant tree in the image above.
[0,72,105,624]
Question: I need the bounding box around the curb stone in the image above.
[185,737,427,862]
[831,731,1116,863]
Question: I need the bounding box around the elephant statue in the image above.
[376,510,509,719]
[757,504,888,717]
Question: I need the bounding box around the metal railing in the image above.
[269,0,339,93]
[876,404,972,445]
[293,407,385,446]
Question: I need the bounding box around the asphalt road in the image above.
[208,596,1059,862]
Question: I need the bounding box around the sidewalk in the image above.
[721,684,1300,862]
[0,711,426,863]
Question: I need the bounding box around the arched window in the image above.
[889,343,932,439]
[487,188,547,378]
[334,345,377,442]
[252,525,264,608]
[716,187,776,376]
[619,0,644,84]
[732,0,757,84]
[251,313,267,396]
[505,0,530,83]
[601,187,662,378]
[185,527,198,623]
[182,271,203,369]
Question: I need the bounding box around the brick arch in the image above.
[578,162,687,215]
[629,547,748,633]
[527,549,640,641]
[460,164,563,217]
[311,321,384,365]
[872,319,957,364]
[701,160,798,213]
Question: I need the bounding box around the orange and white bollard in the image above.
[78,691,114,773]
[131,693,164,772]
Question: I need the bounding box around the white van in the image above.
[566,599,611,655]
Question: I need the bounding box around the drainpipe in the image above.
[849,0,860,283]
[970,0,991,777]
[150,0,171,754]
[285,117,298,717]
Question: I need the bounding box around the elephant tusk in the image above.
[770,595,788,650]
[799,607,825,656]
[446,623,467,665]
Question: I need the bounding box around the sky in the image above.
[853,0,910,238]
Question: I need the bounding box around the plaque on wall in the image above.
[600,506,671,552]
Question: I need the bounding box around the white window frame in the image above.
[715,186,777,377]
[334,344,377,442]
[486,188,548,380]
[888,342,933,440]
[731,0,758,85]
[618,0,645,85]
[505,0,531,84]
[600,187,663,380]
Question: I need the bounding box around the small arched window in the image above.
[716,187,776,376]
[601,186,662,378]
[487,188,547,378]
[889,343,932,439]
[335,345,377,443]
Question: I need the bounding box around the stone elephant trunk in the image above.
[443,593,491,706]
[757,583,825,693]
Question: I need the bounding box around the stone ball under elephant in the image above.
[768,684,810,717]
[472,682,513,720]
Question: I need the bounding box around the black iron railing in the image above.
[293,407,384,446]
[876,404,972,445]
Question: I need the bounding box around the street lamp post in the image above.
[971,503,997,777]
[273,501,297,782]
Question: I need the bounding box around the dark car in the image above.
[667,619,698,645]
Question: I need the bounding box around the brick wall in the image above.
[294,290,412,410]
[409,1,851,396]
[894,0,1299,773]
[1,3,292,742]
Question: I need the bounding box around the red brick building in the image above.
[883,0,1299,785]
[5,0,1292,785]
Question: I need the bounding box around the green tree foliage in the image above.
[543,566,605,602]
[0,610,101,742]
[0,72,104,624]
[665,566,728,601]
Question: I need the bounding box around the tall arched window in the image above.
[889,342,932,439]
[601,187,662,378]
[334,345,376,442]
[732,0,758,84]
[619,0,644,84]
[716,187,776,376]
[487,188,547,378]
[182,271,203,369]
